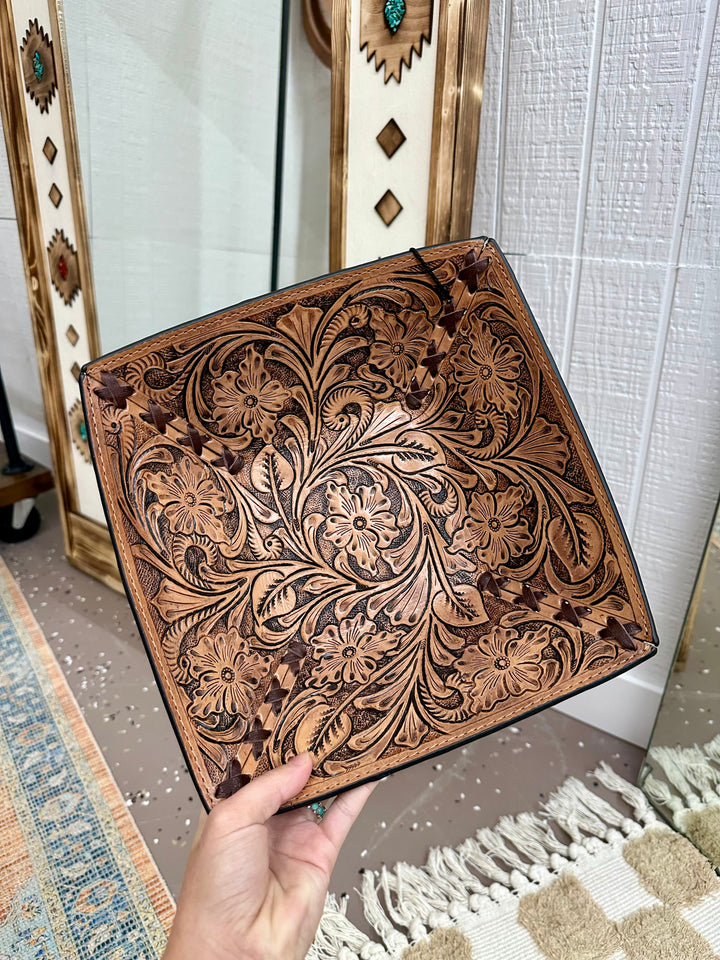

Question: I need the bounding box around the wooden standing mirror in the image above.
[0,0,490,589]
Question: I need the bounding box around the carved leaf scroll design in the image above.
[88,245,652,797]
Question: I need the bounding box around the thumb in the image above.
[218,753,314,827]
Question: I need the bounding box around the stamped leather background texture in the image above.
[81,239,657,810]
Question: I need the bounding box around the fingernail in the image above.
[289,751,312,767]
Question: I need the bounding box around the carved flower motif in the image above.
[325,481,400,575]
[188,630,270,720]
[212,345,290,443]
[449,626,543,711]
[310,612,402,687]
[146,458,227,537]
[453,320,524,415]
[450,484,532,567]
[369,309,434,390]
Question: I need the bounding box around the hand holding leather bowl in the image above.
[163,753,374,960]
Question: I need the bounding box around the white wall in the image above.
[277,0,331,288]
[473,0,720,743]
[64,0,283,354]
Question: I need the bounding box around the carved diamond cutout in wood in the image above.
[71,362,81,381]
[49,183,62,207]
[42,136,57,164]
[376,118,406,158]
[20,19,57,113]
[66,324,79,346]
[69,400,91,463]
[48,230,81,306]
[360,0,433,83]
[375,189,402,226]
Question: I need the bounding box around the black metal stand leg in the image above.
[0,365,33,475]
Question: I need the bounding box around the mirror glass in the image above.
[64,1,330,354]
[640,496,720,868]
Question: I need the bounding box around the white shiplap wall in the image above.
[473,0,720,742]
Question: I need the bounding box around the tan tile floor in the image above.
[0,490,645,910]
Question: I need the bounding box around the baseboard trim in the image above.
[553,671,664,747]
[12,424,51,472]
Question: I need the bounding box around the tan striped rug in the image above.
[311,766,720,959]
[0,556,175,957]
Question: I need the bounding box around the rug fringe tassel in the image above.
[643,736,720,833]
[704,734,720,765]
[308,766,655,959]
[650,742,720,806]
[307,894,382,960]
[642,772,688,828]
[593,761,657,825]
[649,746,707,807]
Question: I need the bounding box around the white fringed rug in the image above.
[310,764,720,960]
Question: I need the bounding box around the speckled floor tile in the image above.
[1,490,645,910]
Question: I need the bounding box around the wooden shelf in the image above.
[0,442,54,508]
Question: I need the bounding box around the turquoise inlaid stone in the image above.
[79,421,88,442]
[384,0,406,34]
[33,51,44,81]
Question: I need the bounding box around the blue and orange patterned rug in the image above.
[0,556,174,958]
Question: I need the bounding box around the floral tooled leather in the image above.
[81,239,657,811]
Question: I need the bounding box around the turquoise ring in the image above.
[310,801,326,822]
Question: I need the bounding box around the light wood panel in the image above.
[329,0,350,272]
[333,0,490,268]
[426,0,491,243]
[0,0,72,539]
[67,511,122,592]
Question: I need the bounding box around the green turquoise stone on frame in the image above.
[33,51,44,81]
[384,0,406,34]
[79,421,88,442]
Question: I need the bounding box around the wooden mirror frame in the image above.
[0,0,120,588]
[0,0,490,590]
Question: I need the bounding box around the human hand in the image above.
[163,753,375,960]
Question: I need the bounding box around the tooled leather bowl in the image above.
[81,238,658,811]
